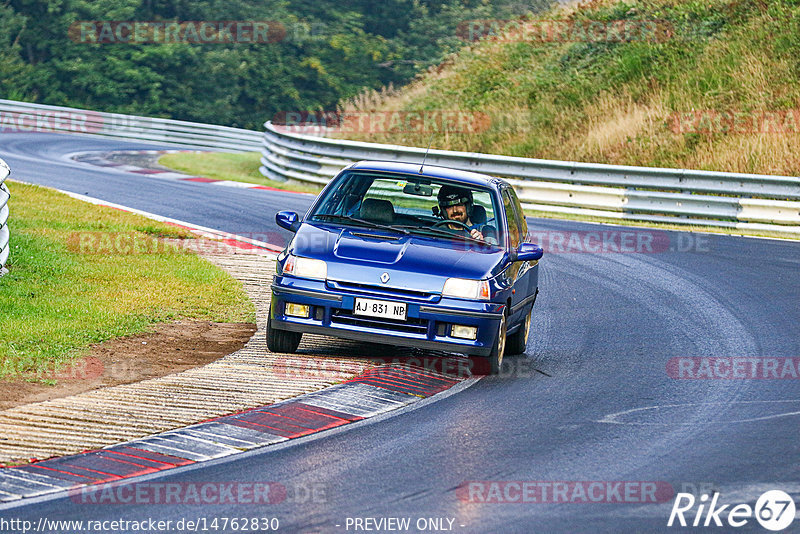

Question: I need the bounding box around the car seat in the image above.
[359,198,395,224]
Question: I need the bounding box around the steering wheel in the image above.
[432,219,472,232]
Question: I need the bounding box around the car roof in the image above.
[346,160,506,189]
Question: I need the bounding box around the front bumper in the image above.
[270,275,505,357]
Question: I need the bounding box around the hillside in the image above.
[337,0,800,176]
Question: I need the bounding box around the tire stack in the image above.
[0,158,10,276]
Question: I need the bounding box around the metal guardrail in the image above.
[0,99,262,152]
[260,122,800,233]
[0,158,10,275]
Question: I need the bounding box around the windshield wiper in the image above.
[392,224,485,244]
[311,214,410,235]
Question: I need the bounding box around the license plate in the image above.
[354,298,407,321]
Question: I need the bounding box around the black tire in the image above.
[266,313,302,353]
[486,313,507,375]
[506,308,532,356]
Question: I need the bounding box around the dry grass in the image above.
[577,93,667,159]
[683,133,800,175]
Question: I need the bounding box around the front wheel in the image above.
[485,314,507,375]
[506,308,531,355]
[266,313,302,353]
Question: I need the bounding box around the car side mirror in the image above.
[516,243,543,261]
[276,210,301,232]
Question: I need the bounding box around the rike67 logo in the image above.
[668,490,796,531]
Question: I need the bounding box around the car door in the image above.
[501,187,523,321]
[510,186,538,310]
[502,187,536,324]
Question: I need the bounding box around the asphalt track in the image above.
[1,133,799,533]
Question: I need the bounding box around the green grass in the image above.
[158,151,322,194]
[0,182,256,381]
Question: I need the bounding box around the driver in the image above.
[437,184,488,241]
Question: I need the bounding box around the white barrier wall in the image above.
[0,158,10,274]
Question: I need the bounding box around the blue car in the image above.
[268,161,543,374]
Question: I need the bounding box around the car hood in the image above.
[290,223,506,290]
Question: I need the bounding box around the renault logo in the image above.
[380,272,390,284]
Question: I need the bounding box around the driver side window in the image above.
[503,190,520,249]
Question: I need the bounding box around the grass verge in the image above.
[158,151,322,194]
[0,181,256,381]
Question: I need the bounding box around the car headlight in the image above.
[283,255,327,280]
[442,278,490,300]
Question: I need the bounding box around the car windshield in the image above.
[308,171,503,245]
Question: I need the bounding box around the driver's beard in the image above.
[450,210,467,223]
